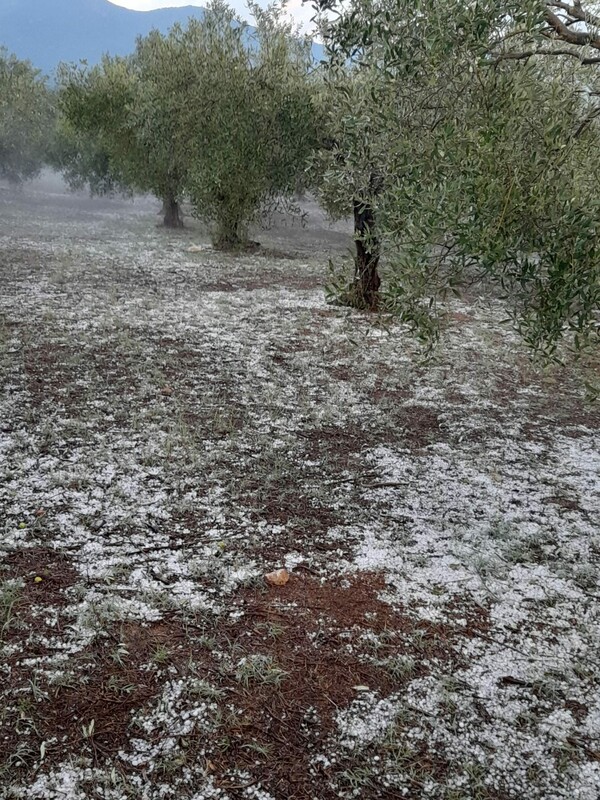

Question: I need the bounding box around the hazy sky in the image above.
[108,0,315,33]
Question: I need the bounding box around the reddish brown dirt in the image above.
[2,547,79,619]
[199,574,491,799]
[0,569,495,798]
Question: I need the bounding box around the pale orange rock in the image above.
[265,568,290,586]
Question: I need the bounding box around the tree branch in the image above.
[492,47,600,64]
[544,7,600,50]
[573,104,600,138]
[491,3,600,63]
[548,2,600,31]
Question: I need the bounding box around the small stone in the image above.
[265,568,290,586]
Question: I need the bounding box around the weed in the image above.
[186,679,224,701]
[110,643,130,667]
[410,628,437,654]
[235,654,288,688]
[196,634,218,651]
[339,763,378,793]
[0,580,21,641]
[382,655,417,682]
[254,620,286,639]
[106,675,136,696]
[241,740,272,757]
[151,644,171,665]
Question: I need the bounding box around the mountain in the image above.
[0,0,315,77]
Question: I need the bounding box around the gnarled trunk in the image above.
[163,195,183,229]
[213,225,244,250]
[213,214,255,251]
[351,199,381,310]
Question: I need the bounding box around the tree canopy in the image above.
[181,1,318,247]
[314,0,600,358]
[58,49,186,226]
[57,0,318,240]
[50,0,600,358]
[0,49,52,185]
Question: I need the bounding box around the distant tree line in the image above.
[55,0,318,247]
[1,0,600,361]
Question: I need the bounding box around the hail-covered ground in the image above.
[1,175,599,800]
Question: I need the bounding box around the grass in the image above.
[0,580,21,642]
[235,654,288,687]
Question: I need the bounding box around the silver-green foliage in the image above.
[58,51,183,222]
[316,0,600,358]
[57,1,318,240]
[0,49,52,184]
[180,1,318,246]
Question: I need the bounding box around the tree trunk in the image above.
[351,199,381,309]
[213,216,257,251]
[163,196,183,229]
[213,224,243,250]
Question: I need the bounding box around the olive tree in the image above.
[48,114,128,197]
[0,49,52,185]
[57,1,318,240]
[181,1,318,248]
[58,51,188,227]
[315,0,600,357]
[310,63,387,309]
